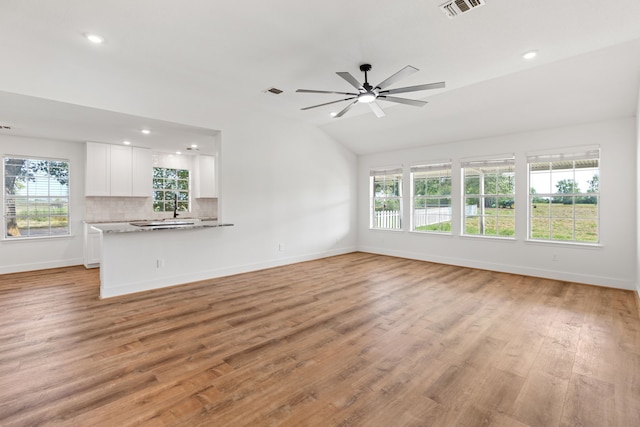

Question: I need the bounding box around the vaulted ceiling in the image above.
[1,0,640,154]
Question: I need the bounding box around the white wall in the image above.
[0,136,86,273]
[358,118,637,290]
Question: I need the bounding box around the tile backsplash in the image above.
[85,197,218,222]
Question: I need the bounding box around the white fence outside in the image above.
[413,205,479,227]
[374,210,401,229]
[375,205,479,229]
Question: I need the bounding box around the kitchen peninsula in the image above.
[91,219,233,298]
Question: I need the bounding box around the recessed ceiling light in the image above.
[141,129,150,135]
[84,33,105,44]
[123,140,131,145]
[176,151,182,155]
[522,50,538,60]
[190,144,198,148]
[330,112,337,117]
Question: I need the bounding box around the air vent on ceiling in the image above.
[0,125,11,130]
[440,0,486,19]
[264,87,284,95]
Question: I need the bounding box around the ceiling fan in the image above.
[296,64,445,118]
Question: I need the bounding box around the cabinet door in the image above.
[197,155,217,198]
[132,147,152,197]
[85,142,110,196]
[83,223,101,268]
[110,145,133,196]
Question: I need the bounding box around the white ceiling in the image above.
[1,0,639,155]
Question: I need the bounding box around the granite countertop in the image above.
[90,219,233,234]
[84,217,218,224]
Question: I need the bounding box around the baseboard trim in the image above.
[100,246,357,298]
[0,258,84,275]
[357,246,635,291]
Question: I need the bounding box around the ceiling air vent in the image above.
[0,125,11,130]
[440,0,486,19]
[264,87,283,95]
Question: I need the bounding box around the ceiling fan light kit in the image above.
[297,63,445,118]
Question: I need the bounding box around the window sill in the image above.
[525,239,602,249]
[409,230,452,236]
[369,227,404,232]
[2,234,74,243]
[459,234,517,242]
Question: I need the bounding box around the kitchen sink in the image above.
[130,220,196,227]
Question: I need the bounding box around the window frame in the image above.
[461,157,516,238]
[3,156,71,240]
[370,167,403,231]
[152,167,191,213]
[527,148,600,244]
[410,162,452,234]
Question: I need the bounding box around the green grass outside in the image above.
[416,204,597,242]
[11,204,68,231]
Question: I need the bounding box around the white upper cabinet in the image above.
[109,144,133,196]
[85,142,111,196]
[85,142,151,197]
[132,147,152,197]
[195,154,217,198]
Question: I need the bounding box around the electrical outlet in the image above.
[552,254,559,262]
[157,259,165,268]
[278,243,285,252]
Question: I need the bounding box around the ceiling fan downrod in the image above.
[359,64,373,91]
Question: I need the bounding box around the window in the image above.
[370,168,403,230]
[528,149,599,243]
[153,167,190,213]
[411,162,452,233]
[3,157,70,238]
[462,158,515,237]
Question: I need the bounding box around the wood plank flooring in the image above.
[0,252,638,426]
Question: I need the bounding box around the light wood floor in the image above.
[0,253,639,426]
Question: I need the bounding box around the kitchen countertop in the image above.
[90,219,233,234]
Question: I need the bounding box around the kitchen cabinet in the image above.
[132,147,152,197]
[109,144,133,196]
[85,142,111,196]
[85,142,151,197]
[195,154,217,198]
[83,223,101,268]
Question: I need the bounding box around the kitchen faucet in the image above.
[173,193,179,218]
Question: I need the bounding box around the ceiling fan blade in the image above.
[368,101,385,118]
[381,82,446,95]
[336,72,363,90]
[378,96,427,107]
[301,97,357,111]
[296,89,358,96]
[334,100,359,118]
[375,65,418,90]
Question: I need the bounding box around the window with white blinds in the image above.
[410,162,452,233]
[462,157,515,237]
[370,167,403,230]
[528,148,599,243]
[3,157,70,239]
